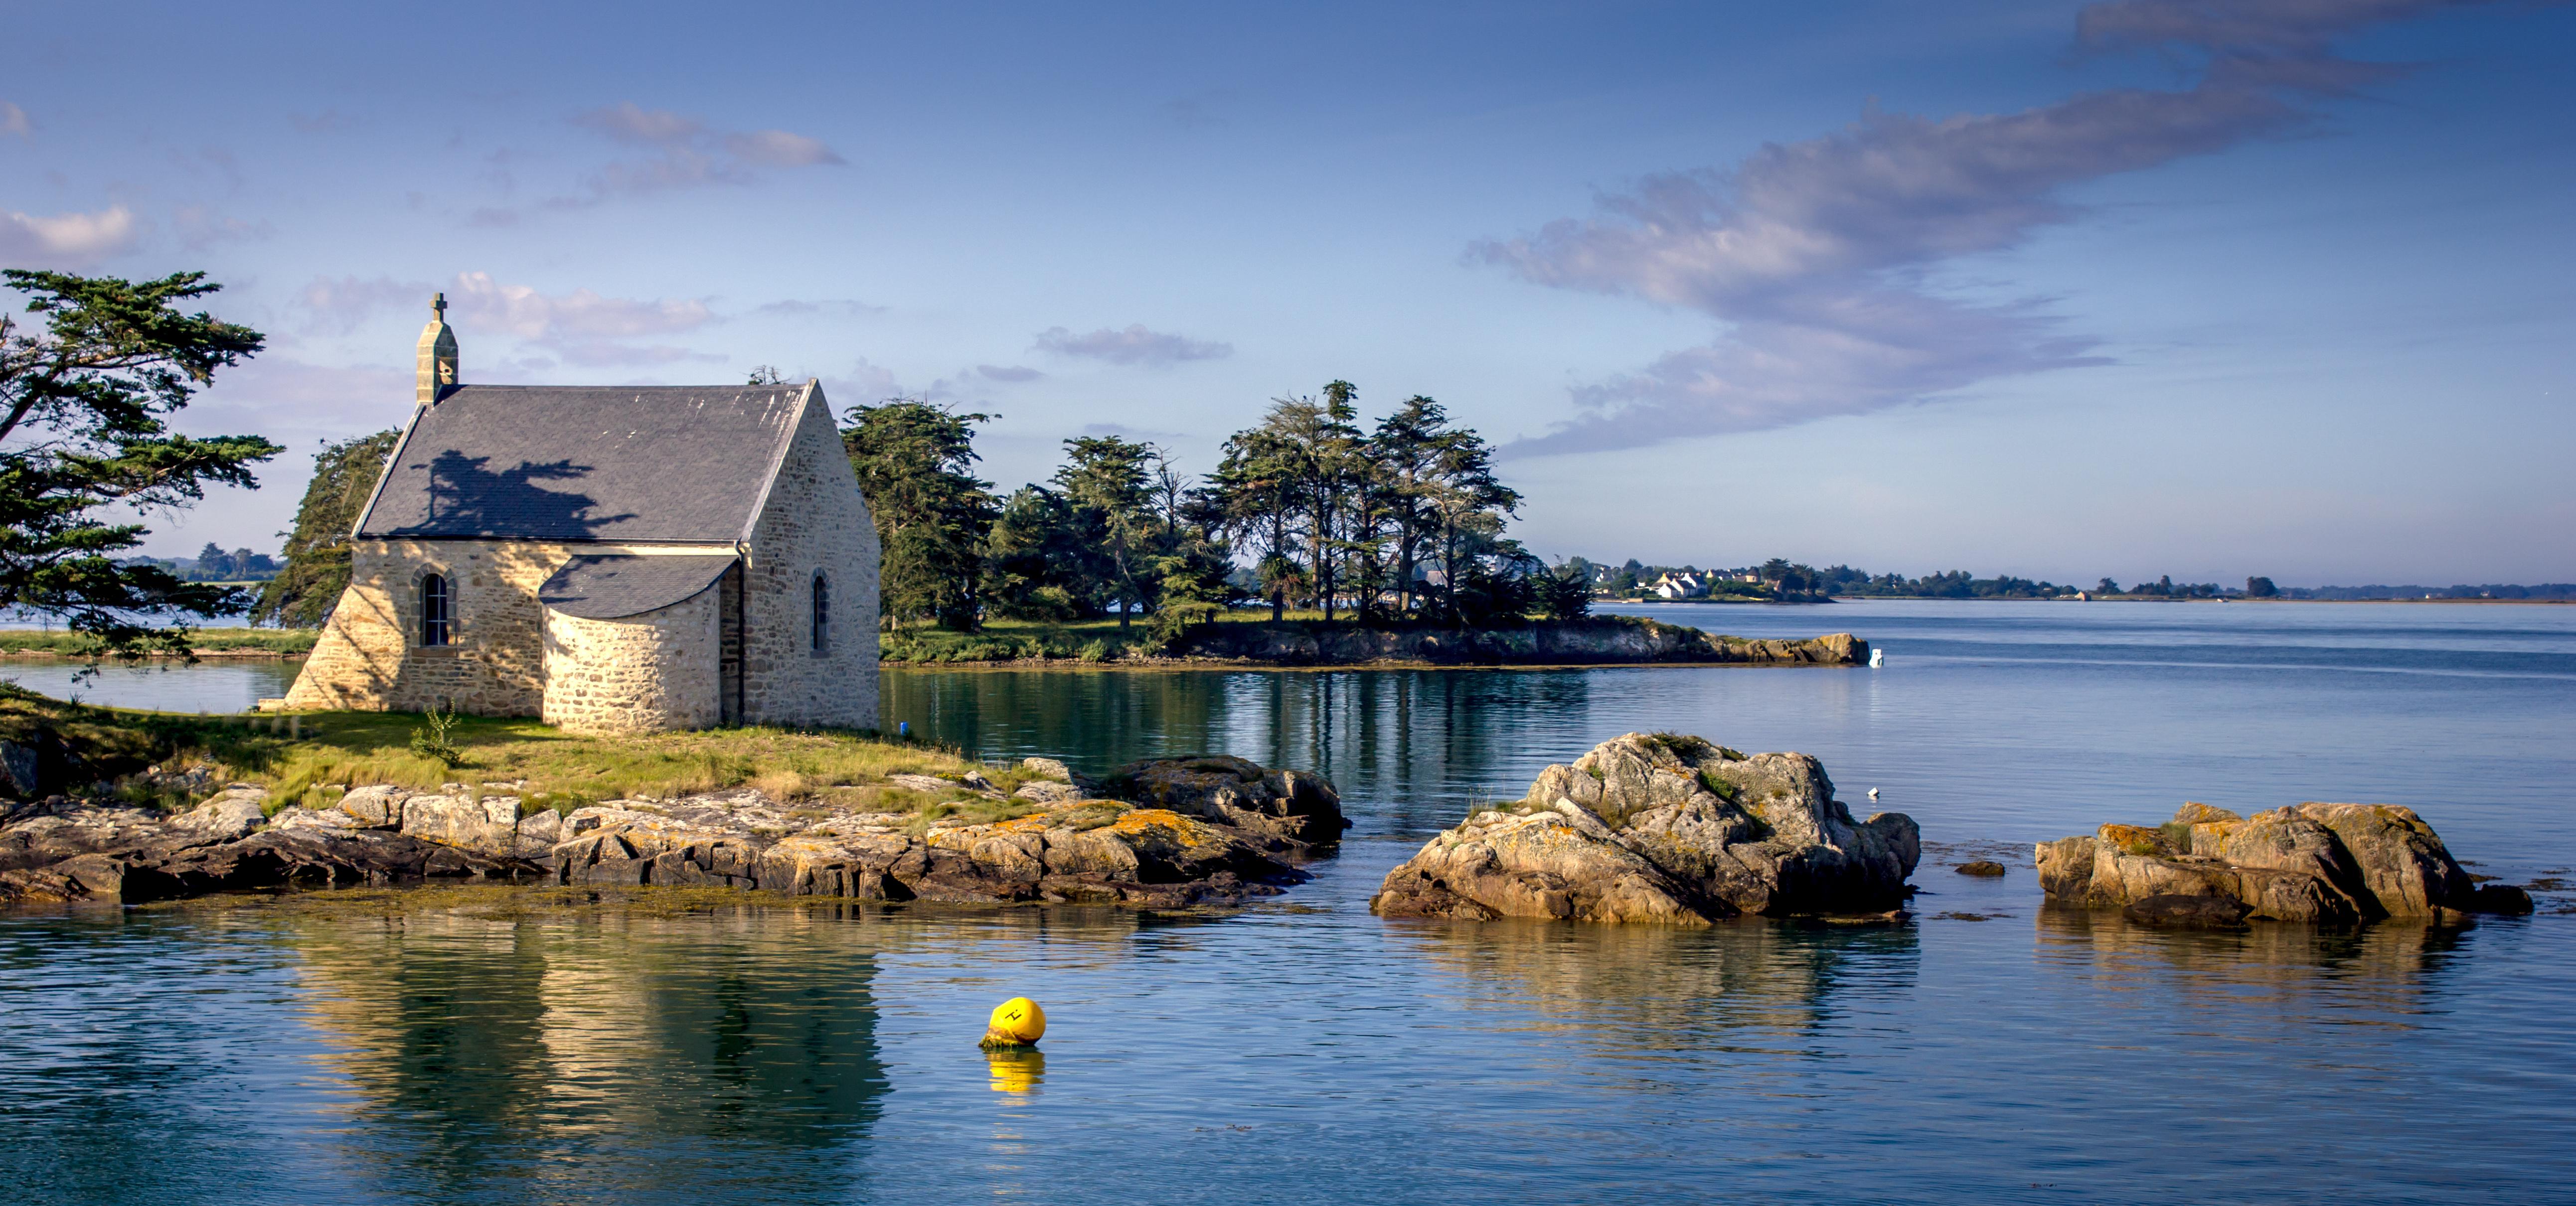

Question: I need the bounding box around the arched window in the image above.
[810,572,829,653]
[420,574,452,646]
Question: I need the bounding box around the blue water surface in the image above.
[4,601,2573,1204]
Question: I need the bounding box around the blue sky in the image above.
[4,0,2570,584]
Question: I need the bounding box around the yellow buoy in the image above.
[980,996,1046,1048]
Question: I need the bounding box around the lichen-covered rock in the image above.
[1371,733,1919,923]
[172,787,270,842]
[2039,801,2519,922]
[2290,803,2476,917]
[1105,754,1348,850]
[1370,801,1708,923]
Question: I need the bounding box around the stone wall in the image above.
[541,585,721,735]
[283,539,737,716]
[738,395,881,730]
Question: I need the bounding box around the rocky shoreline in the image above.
[0,755,1348,909]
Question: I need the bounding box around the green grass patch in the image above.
[0,627,319,657]
[0,682,1015,816]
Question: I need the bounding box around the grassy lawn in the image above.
[0,627,318,656]
[0,683,1029,820]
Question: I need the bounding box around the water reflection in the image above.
[984,1048,1045,1095]
[886,668,1607,837]
[2031,906,2472,1021]
[285,909,887,1202]
[1385,917,1920,1064]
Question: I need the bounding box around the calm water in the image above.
[6,602,2575,1204]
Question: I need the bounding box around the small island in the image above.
[883,613,1865,668]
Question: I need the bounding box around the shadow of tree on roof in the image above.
[418,450,639,538]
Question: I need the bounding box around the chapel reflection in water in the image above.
[285,907,888,1202]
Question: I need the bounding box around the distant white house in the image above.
[1651,572,1706,600]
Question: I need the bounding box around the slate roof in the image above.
[538,554,737,619]
[355,383,813,542]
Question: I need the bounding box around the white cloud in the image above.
[575,102,705,147]
[548,102,844,208]
[299,275,435,333]
[175,206,271,250]
[296,272,719,368]
[977,364,1043,382]
[753,297,885,316]
[1033,323,1232,366]
[724,130,843,167]
[1475,0,2496,455]
[0,102,28,138]
[829,357,905,402]
[0,205,139,268]
[448,271,713,342]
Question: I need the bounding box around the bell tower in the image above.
[416,292,459,405]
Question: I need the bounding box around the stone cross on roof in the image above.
[416,292,458,406]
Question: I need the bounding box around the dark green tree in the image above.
[1422,421,1518,623]
[2246,576,2278,598]
[1053,435,1158,628]
[981,485,1091,621]
[1211,420,1304,621]
[1302,381,1368,621]
[254,428,398,627]
[1142,449,1235,610]
[1537,561,1593,621]
[842,399,997,630]
[0,270,279,657]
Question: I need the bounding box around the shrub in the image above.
[1148,600,1223,650]
[407,703,464,767]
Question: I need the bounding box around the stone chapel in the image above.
[279,295,882,735]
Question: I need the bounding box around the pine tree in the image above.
[1054,436,1158,628]
[0,270,280,656]
[842,399,997,630]
[255,429,399,626]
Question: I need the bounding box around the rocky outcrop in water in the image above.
[1370,733,1919,924]
[0,756,1344,908]
[2036,802,2535,923]
[1171,618,1864,667]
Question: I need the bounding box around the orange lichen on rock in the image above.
[2097,823,2174,857]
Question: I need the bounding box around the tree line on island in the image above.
[846,381,1590,638]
